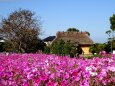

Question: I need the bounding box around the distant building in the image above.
[43,36,56,46]
[53,31,94,54]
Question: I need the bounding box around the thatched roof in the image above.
[53,31,94,45]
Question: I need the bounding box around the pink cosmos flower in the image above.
[35,78,41,84]
[65,72,69,79]
[60,80,67,86]
[0,53,115,86]
[72,71,78,76]
[46,81,57,86]
[23,83,29,86]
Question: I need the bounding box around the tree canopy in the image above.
[67,28,79,32]
[67,28,90,36]
[106,30,111,37]
[51,40,76,57]
[0,9,41,53]
[110,14,115,31]
[85,31,90,36]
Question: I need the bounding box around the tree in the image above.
[51,40,76,57]
[63,41,73,55]
[67,28,79,32]
[89,43,105,54]
[43,46,50,54]
[51,40,65,55]
[0,9,41,53]
[2,40,15,52]
[106,30,111,37]
[109,14,115,40]
[105,14,115,53]
[104,43,111,53]
[85,31,90,36]
[110,14,115,31]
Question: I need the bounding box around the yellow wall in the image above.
[81,47,91,54]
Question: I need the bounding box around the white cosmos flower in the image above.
[85,66,97,76]
[89,71,97,76]
[45,60,49,66]
[107,66,115,72]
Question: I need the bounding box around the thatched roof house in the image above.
[53,31,94,54]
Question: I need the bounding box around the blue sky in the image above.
[0,0,115,43]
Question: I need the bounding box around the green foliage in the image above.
[106,30,111,37]
[104,43,111,53]
[105,14,115,53]
[63,41,73,55]
[51,40,75,56]
[51,40,65,55]
[43,46,50,54]
[97,44,105,52]
[89,44,97,54]
[90,42,115,54]
[2,40,16,52]
[67,28,79,32]
[27,39,45,53]
[105,40,115,52]
[85,31,90,36]
[89,43,105,54]
[110,14,115,31]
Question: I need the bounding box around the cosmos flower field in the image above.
[0,54,115,86]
